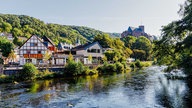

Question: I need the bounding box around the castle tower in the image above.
[139,25,144,32]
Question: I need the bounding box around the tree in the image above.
[88,55,92,64]
[13,37,23,46]
[12,28,23,37]
[20,63,37,80]
[132,36,152,60]
[132,49,146,61]
[1,22,12,33]
[1,42,14,57]
[94,34,113,48]
[122,36,137,48]
[8,50,17,63]
[153,0,192,71]
[68,53,73,63]
[43,51,52,68]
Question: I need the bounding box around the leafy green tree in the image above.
[12,28,23,37]
[8,50,17,63]
[20,63,37,80]
[153,0,192,71]
[94,34,113,48]
[1,22,12,33]
[132,36,152,60]
[122,36,137,48]
[0,42,14,57]
[132,49,146,61]
[13,37,23,46]
[65,61,85,76]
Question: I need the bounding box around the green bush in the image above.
[85,68,98,75]
[36,69,55,79]
[0,74,14,83]
[97,63,126,74]
[130,63,135,68]
[20,63,37,81]
[135,60,143,68]
[115,62,124,73]
[65,61,85,76]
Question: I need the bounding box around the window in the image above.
[87,49,100,53]
[26,59,32,63]
[37,59,43,63]
[97,49,100,53]
[30,43,38,47]
[27,50,30,54]
[38,51,41,54]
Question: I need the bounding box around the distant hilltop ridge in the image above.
[121,25,157,41]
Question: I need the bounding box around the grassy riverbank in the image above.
[0,61,153,84]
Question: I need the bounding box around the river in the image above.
[0,66,191,108]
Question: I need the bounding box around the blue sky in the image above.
[0,0,185,36]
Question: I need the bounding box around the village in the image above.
[0,34,116,74]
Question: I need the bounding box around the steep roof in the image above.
[42,36,55,46]
[128,26,136,32]
[18,35,45,49]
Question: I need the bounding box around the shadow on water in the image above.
[1,66,192,107]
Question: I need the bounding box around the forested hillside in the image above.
[0,14,105,45]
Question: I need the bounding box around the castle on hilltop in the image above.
[121,25,155,41]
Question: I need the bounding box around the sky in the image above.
[0,0,185,36]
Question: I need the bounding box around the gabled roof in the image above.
[72,41,103,51]
[18,35,46,49]
[128,26,136,32]
[42,36,55,46]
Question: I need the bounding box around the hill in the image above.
[0,14,107,45]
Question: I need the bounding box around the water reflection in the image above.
[0,66,191,108]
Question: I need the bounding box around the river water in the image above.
[0,66,191,108]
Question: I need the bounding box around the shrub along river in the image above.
[0,66,192,108]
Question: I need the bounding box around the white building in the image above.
[18,35,55,65]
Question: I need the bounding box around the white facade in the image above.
[19,35,48,65]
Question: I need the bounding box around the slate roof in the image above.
[72,41,102,51]
[42,36,55,46]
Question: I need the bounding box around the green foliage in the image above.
[0,75,14,83]
[36,69,55,79]
[153,0,192,72]
[68,53,74,62]
[130,63,136,68]
[94,34,113,48]
[20,63,37,81]
[122,36,152,61]
[97,62,125,74]
[13,37,23,46]
[0,58,4,64]
[0,14,109,45]
[132,49,146,61]
[65,61,85,76]
[0,37,14,57]
[135,60,143,68]
[122,36,137,48]
[132,36,152,60]
[85,68,98,75]
[115,62,124,73]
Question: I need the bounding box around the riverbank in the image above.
[0,61,153,84]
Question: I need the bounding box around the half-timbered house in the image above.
[18,35,54,65]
